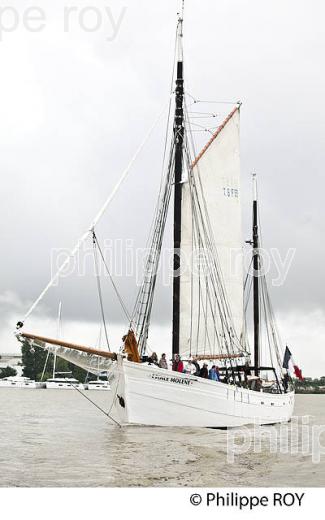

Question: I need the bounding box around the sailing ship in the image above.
[16,8,296,427]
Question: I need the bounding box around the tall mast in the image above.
[172,8,184,356]
[53,301,62,378]
[252,174,260,376]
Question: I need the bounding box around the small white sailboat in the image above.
[44,303,83,390]
[84,327,111,390]
[15,6,299,427]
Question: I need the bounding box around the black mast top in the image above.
[252,174,260,376]
[172,11,184,356]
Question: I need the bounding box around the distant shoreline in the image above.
[295,389,325,395]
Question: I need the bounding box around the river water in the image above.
[0,390,324,487]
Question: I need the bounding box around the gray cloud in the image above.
[1,0,324,373]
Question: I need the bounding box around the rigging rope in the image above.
[131,142,175,355]
[185,92,240,106]
[40,349,51,381]
[70,381,121,428]
[130,18,183,355]
[93,232,131,323]
[92,231,110,351]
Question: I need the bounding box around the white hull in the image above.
[86,382,110,391]
[0,377,38,388]
[45,379,83,389]
[110,358,294,428]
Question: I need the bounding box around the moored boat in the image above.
[85,380,110,391]
[45,377,83,389]
[0,376,39,389]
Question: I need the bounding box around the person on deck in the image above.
[190,359,201,376]
[208,365,217,381]
[172,354,184,373]
[283,372,290,392]
[255,378,263,392]
[199,363,209,379]
[159,353,168,369]
[215,366,221,382]
[148,352,159,366]
[243,361,251,387]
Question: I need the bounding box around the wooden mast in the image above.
[172,11,184,357]
[252,174,260,376]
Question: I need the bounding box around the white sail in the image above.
[179,107,243,356]
[17,333,114,375]
[44,345,113,375]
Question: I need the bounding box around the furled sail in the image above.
[180,107,244,356]
[43,346,114,375]
[17,332,115,375]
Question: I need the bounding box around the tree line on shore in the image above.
[294,377,325,394]
[0,344,90,381]
[18,341,92,382]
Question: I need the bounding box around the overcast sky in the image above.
[1,0,324,376]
